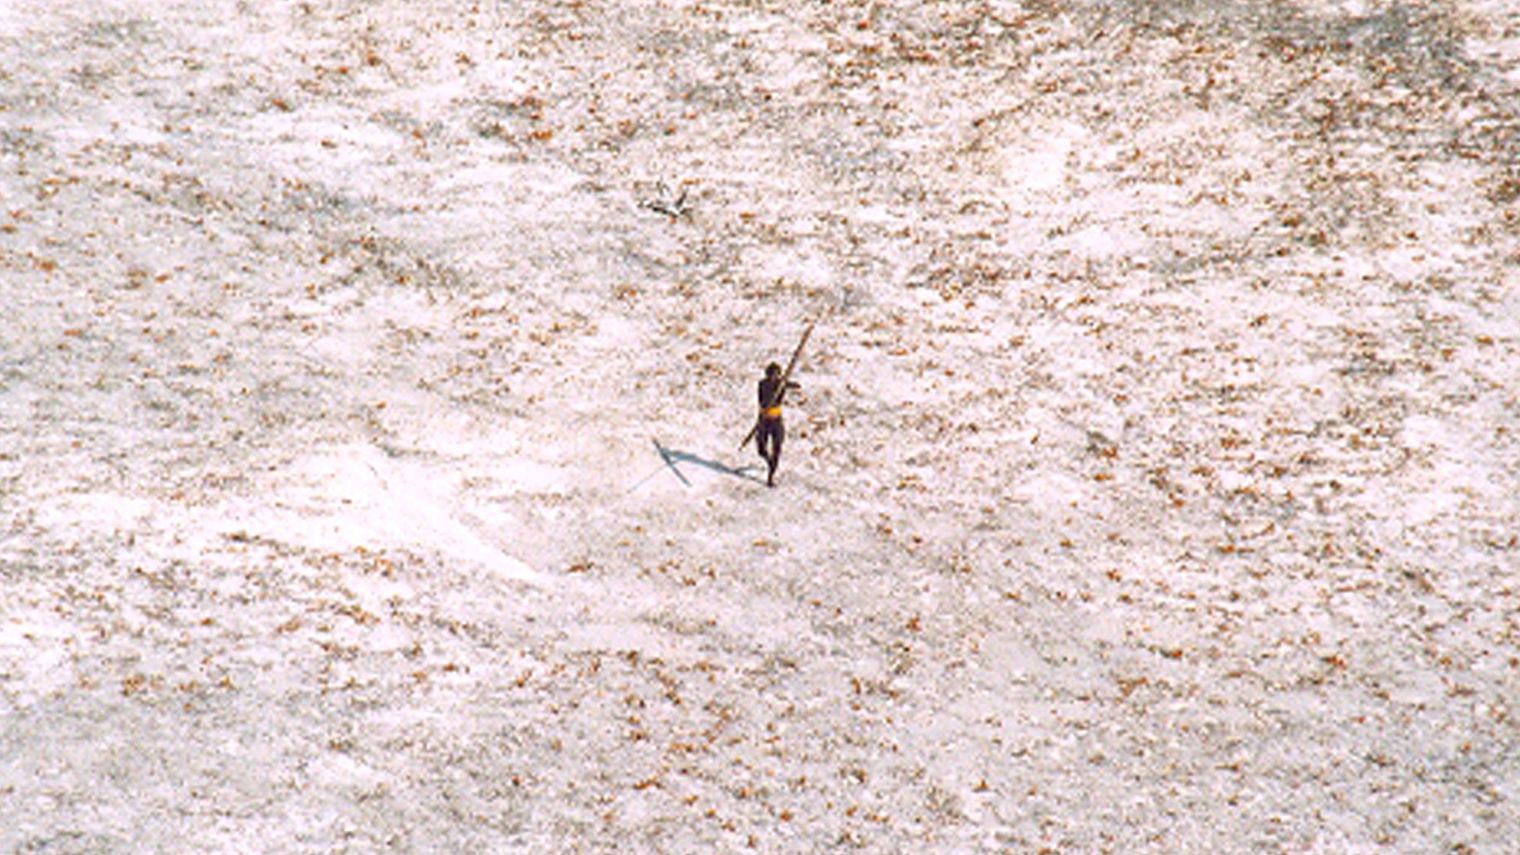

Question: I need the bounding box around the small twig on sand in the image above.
[638,182,692,219]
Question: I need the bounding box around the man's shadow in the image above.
[654,440,766,487]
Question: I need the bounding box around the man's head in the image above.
[766,362,782,378]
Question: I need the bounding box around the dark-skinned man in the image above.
[756,361,800,487]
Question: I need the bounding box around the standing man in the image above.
[756,362,800,487]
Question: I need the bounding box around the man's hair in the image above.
[766,362,782,377]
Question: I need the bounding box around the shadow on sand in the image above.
[654,440,766,487]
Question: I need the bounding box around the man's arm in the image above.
[769,379,801,407]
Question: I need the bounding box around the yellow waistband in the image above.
[762,406,783,419]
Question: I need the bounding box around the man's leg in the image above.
[767,420,784,487]
[756,420,776,486]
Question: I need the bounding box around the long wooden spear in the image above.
[739,319,816,451]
